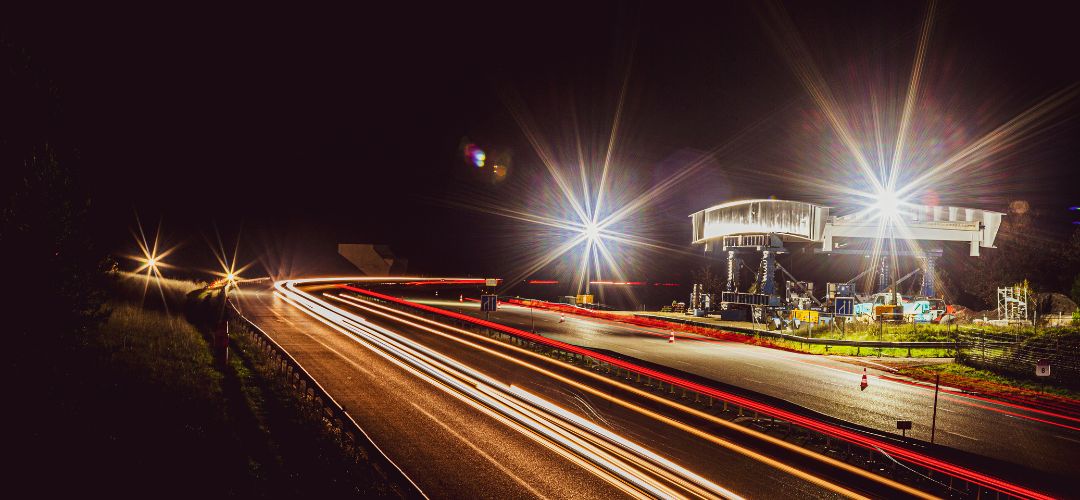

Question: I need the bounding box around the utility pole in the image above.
[930,373,941,444]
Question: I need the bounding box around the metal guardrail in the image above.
[345,290,1046,500]
[635,313,967,350]
[226,303,425,499]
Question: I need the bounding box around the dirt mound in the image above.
[1035,293,1078,315]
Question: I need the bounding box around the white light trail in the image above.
[275,278,744,499]
[330,286,931,499]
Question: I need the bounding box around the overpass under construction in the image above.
[688,199,1003,313]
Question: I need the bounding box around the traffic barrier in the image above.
[225,303,424,498]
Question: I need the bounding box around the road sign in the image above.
[791,309,819,323]
[835,296,855,316]
[896,420,913,437]
[1036,359,1051,377]
[485,278,498,287]
[480,294,498,312]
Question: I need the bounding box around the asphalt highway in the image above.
[420,296,1079,482]
[235,280,950,499]
[235,288,637,499]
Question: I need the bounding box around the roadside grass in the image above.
[896,362,1080,402]
[801,322,959,342]
[648,311,961,342]
[226,326,401,498]
[94,301,222,396]
[15,275,405,498]
[111,270,206,309]
[639,311,955,357]
[13,296,247,497]
[185,286,404,497]
[771,340,954,358]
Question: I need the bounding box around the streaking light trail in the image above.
[273,277,744,499]
[332,279,1053,500]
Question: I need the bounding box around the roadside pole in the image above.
[930,373,941,444]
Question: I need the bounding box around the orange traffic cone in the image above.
[860,368,868,391]
[668,332,676,343]
[559,314,565,323]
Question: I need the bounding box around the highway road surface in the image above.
[235,287,640,499]
[228,277,1070,499]
[419,295,1079,484]
[233,279,962,499]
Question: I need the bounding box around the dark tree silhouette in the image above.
[0,41,109,341]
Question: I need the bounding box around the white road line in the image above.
[944,430,979,441]
[411,402,548,499]
[1052,434,1080,445]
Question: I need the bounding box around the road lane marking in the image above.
[944,430,979,442]
[410,402,548,499]
[1052,434,1080,444]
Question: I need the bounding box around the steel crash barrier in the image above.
[225,303,425,499]
[338,284,1053,500]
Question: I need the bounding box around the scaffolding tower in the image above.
[997,285,1030,324]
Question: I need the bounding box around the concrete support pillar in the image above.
[760,250,776,296]
[921,255,937,297]
[877,256,890,293]
[726,250,737,292]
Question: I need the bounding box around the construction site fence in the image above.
[958,329,1080,386]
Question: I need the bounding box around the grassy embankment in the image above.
[25,273,405,498]
[894,362,1080,401]
[647,310,959,357]
[774,322,960,357]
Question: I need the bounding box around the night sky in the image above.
[3,2,1078,285]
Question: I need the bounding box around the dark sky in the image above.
[3,2,1078,284]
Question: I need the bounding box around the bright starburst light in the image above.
[448,62,773,300]
[206,223,252,296]
[126,212,178,311]
[758,0,1078,292]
